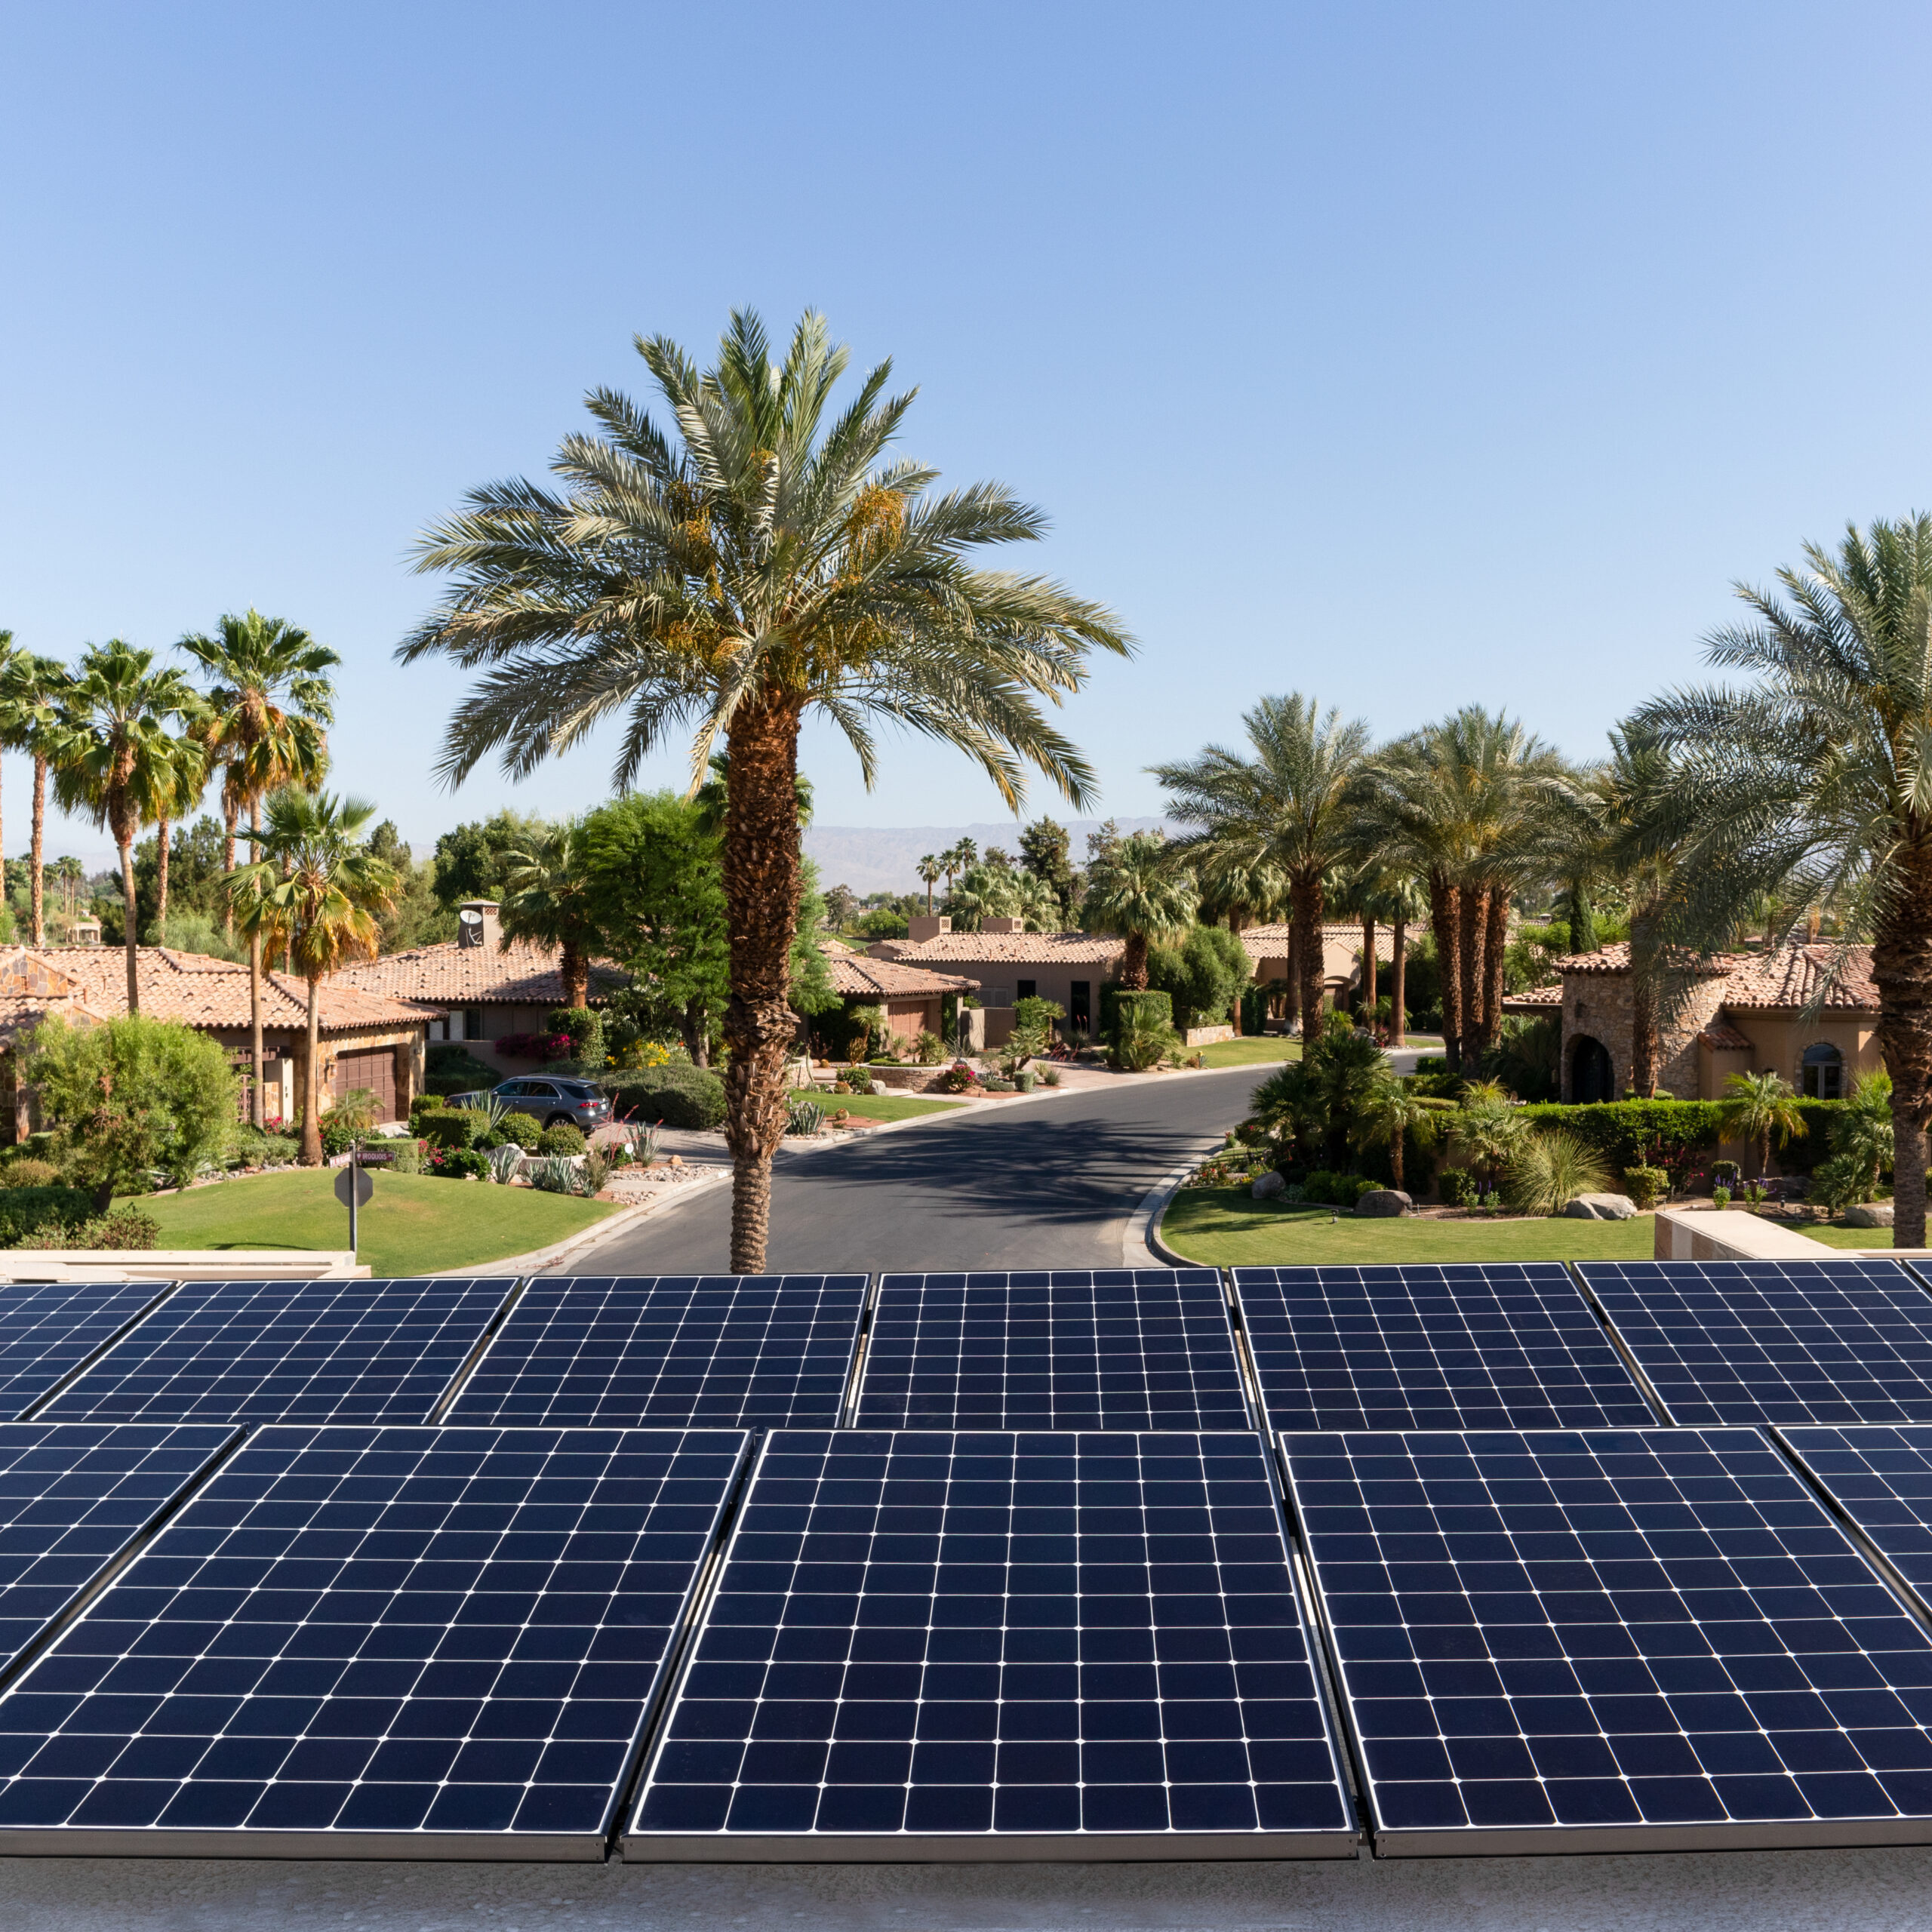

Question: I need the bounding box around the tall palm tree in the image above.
[147,720,211,935]
[1717,1069,1807,1180]
[916,853,942,914]
[1153,693,1374,1029]
[177,610,337,1127]
[399,308,1128,1270]
[0,651,72,946]
[1079,832,1195,987]
[498,820,599,1010]
[228,789,398,1165]
[51,641,202,1012]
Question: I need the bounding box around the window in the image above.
[1017,979,1037,1002]
[463,1008,486,1039]
[1070,981,1091,1031]
[1801,1041,1844,1100]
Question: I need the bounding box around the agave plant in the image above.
[786,1100,826,1137]
[487,1144,525,1186]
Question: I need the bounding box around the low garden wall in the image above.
[1183,1025,1235,1047]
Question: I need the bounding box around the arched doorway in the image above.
[1571,1034,1614,1104]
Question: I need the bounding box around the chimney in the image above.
[457,901,501,950]
[908,914,952,943]
[981,916,1024,935]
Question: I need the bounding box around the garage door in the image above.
[332,1048,397,1121]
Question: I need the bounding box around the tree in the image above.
[915,853,942,914]
[0,651,75,946]
[1155,694,1374,1032]
[145,722,211,934]
[1018,817,1075,919]
[431,809,550,909]
[228,790,398,1164]
[1147,924,1251,1029]
[1447,1079,1531,1192]
[401,308,1127,1269]
[822,882,860,932]
[51,641,203,1014]
[1080,832,1195,988]
[1717,1069,1807,1179]
[1354,1068,1453,1192]
[497,820,599,1010]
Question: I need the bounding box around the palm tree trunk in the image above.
[683,998,710,1069]
[1391,915,1408,1048]
[1429,872,1463,1074]
[1361,915,1377,1024]
[118,838,138,1014]
[1875,884,1932,1246]
[720,697,804,1272]
[301,974,322,1165]
[1482,886,1509,1049]
[250,804,264,1132]
[29,755,44,949]
[1392,1124,1405,1192]
[1118,931,1149,990]
[1291,870,1325,1035]
[561,941,589,1011]
[1457,882,1487,1072]
[1283,921,1300,1034]
[1630,906,1660,1098]
[223,805,238,936]
[155,815,170,937]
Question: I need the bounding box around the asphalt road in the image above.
[568,1066,1265,1275]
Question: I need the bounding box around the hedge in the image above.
[1518,1097,1846,1177]
[1098,984,1172,1040]
[0,1185,98,1248]
[605,1063,728,1131]
[417,1110,484,1152]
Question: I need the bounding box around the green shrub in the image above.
[1503,1131,1612,1216]
[426,1144,490,1180]
[15,1205,159,1251]
[0,1185,97,1247]
[419,1111,483,1152]
[1415,1055,1451,1075]
[606,1064,728,1131]
[386,1139,422,1175]
[1110,1000,1182,1072]
[935,1064,977,1094]
[494,1111,540,1150]
[0,1158,62,1188]
[546,1007,606,1069]
[538,1121,586,1155]
[1437,1166,1478,1207]
[787,1100,826,1137]
[1810,1150,1873,1215]
[1621,1164,1669,1211]
[229,1124,300,1170]
[1099,985,1173,1041]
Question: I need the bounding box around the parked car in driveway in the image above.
[490,1075,612,1134]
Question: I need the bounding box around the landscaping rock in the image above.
[1251,1171,1286,1201]
[869,1081,888,1096]
[1564,1192,1638,1220]
[1844,1202,1895,1228]
[1355,1189,1412,1217]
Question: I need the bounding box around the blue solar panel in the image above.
[0,1423,237,1680]
[35,1278,518,1426]
[1232,1264,1655,1432]
[0,1282,173,1421]
[854,1272,1251,1430]
[1780,1424,1932,1609]
[1580,1260,1932,1426]
[446,1275,866,1429]
[627,1429,1355,1858]
[0,1424,747,1857]
[1281,1425,1932,1854]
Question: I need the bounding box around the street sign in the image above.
[355,1147,395,1168]
[334,1167,376,1207]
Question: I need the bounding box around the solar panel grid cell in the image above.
[0,1283,171,1422]
[1282,1425,1932,1854]
[854,1272,1251,1431]
[35,1278,518,1427]
[627,1429,1356,1857]
[0,1423,748,1857]
[1581,1260,1932,1427]
[1780,1424,1932,1602]
[446,1275,868,1429]
[1232,1264,1656,1433]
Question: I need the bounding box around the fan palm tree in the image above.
[1626,513,1932,1243]
[1353,1066,1453,1192]
[228,789,398,1164]
[178,609,337,1127]
[51,641,202,1012]
[1717,1069,1807,1180]
[147,719,211,934]
[916,853,942,914]
[1153,694,1374,1030]
[398,308,1128,1270]
[498,820,599,1010]
[0,651,73,946]
[1079,832,1195,987]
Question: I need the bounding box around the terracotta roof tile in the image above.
[1719,943,1878,1011]
[1700,1017,1757,1051]
[873,931,1124,966]
[334,939,627,1009]
[1238,922,1395,963]
[1553,941,1740,980]
[1501,983,1562,1011]
[826,952,977,999]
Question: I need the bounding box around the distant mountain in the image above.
[803,817,1174,897]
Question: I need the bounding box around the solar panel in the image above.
[1232,1264,1656,1433]
[1580,1259,1932,1427]
[626,1428,1356,1859]
[0,1423,238,1680]
[1281,1424,1932,1854]
[853,1272,1251,1431]
[35,1278,519,1426]
[0,1423,747,1857]
[1779,1424,1932,1611]
[0,1281,174,1421]
[445,1275,867,1429]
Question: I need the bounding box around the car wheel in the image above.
[545,1114,573,1130]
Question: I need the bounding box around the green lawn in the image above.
[129,1170,614,1275]
[1795,1221,1895,1249]
[1159,1189,1656,1265]
[1193,1037,1302,1069]
[789,1088,961,1122]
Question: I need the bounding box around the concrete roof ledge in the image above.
[1653,1206,1834,1262]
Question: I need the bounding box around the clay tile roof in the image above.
[1719,942,1879,1011]
[826,952,977,999]
[878,930,1124,966]
[1236,922,1395,963]
[1501,983,1563,1012]
[1700,1017,1757,1051]
[333,938,628,1009]
[1554,941,1740,980]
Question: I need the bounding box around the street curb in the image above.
[432,1171,734,1276]
[1124,1138,1227,1269]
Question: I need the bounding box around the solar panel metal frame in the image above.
[624,1427,1360,1861]
[853,1270,1255,1432]
[0,1281,180,1422]
[1774,1423,1932,1629]
[1281,1423,1932,1856]
[33,1277,522,1427]
[1231,1263,1658,1434]
[443,1275,869,1430]
[0,1423,752,1860]
[1579,1258,1932,1428]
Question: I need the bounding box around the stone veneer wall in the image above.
[1560,971,1729,1101]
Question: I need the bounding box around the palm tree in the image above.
[0,652,73,946]
[498,820,599,1010]
[51,641,202,1012]
[147,721,211,935]
[1154,694,1374,1032]
[228,789,398,1164]
[916,853,942,915]
[1079,832,1195,987]
[177,610,337,1128]
[1626,514,1932,1243]
[1354,1066,1453,1192]
[1717,1069,1807,1180]
[399,308,1128,1270]
[1447,1078,1531,1194]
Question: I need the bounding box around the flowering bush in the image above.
[934,1063,980,1094]
[494,1031,574,1062]
[426,1144,490,1180]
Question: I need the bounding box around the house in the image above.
[1503,940,1884,1105]
[820,942,977,1047]
[867,916,1122,1037]
[1237,923,1396,1011]
[333,900,628,1081]
[0,944,442,1135]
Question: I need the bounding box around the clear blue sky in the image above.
[3,1,1928,864]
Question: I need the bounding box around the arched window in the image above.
[1801,1041,1844,1100]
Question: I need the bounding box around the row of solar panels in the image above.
[11,1414,1932,1857]
[11,1260,1932,1435]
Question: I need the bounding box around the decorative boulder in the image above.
[1355,1189,1413,1218]
[1564,1192,1638,1220]
[1844,1202,1895,1228]
[1251,1171,1287,1201]
[869,1081,888,1096]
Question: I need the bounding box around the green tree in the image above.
[1018,817,1075,919]
[915,853,942,914]
[1447,1078,1531,1192]
[431,809,549,909]
[1718,1069,1807,1178]
[228,789,398,1165]
[401,308,1126,1270]
[0,648,71,947]
[1147,924,1251,1029]
[1353,1068,1454,1192]
[498,820,599,1011]
[1081,831,1195,988]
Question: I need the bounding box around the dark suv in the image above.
[491,1076,612,1134]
